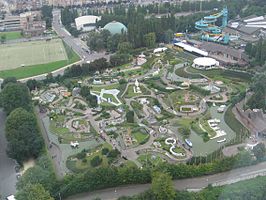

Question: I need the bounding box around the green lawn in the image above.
[132,131,149,144]
[144,78,175,93]
[175,66,201,79]
[137,153,165,167]
[200,119,216,138]
[49,114,95,143]
[91,83,120,92]
[166,90,199,111]
[124,85,151,98]
[187,67,252,82]
[174,118,193,128]
[66,143,113,173]
[130,101,144,118]
[172,146,185,154]
[0,60,68,79]
[50,115,69,135]
[102,93,120,104]
[0,31,23,40]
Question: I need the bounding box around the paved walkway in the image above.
[0,109,17,198]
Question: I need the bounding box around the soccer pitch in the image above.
[0,39,68,70]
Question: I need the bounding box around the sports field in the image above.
[0,39,68,70]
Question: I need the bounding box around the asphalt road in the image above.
[52,9,109,64]
[0,109,17,198]
[66,161,266,200]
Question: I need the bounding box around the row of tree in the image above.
[72,0,244,19]
[63,56,131,78]
[247,73,266,110]
[80,86,98,108]
[0,79,51,198]
[118,172,266,200]
[0,79,44,164]
[87,30,128,52]
[41,5,53,29]
[16,155,56,200]
[60,0,247,46]
[61,8,80,37]
[245,38,266,66]
[50,147,264,198]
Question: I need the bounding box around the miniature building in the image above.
[72,87,81,97]
[153,105,161,114]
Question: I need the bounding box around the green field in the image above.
[0,39,67,70]
[0,39,80,79]
[132,131,149,144]
[0,31,23,40]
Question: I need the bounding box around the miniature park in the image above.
[32,45,255,174]
[3,1,266,199]
[28,6,266,175]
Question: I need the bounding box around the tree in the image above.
[1,34,6,44]
[110,53,132,66]
[144,32,156,48]
[41,5,53,28]
[100,29,112,45]
[151,172,176,200]
[107,34,121,52]
[253,143,266,161]
[87,31,105,51]
[5,108,44,163]
[1,82,32,115]
[247,73,266,110]
[107,149,120,158]
[26,79,40,91]
[77,150,87,160]
[245,42,253,56]
[90,156,102,167]
[178,126,190,139]
[80,86,98,108]
[164,29,174,43]
[118,42,132,54]
[16,155,57,195]
[126,110,134,123]
[16,184,54,200]
[1,77,17,89]
[101,148,110,155]
[64,65,83,78]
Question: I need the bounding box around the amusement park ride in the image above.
[195,7,230,44]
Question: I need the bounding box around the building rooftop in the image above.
[75,15,101,27]
[238,25,261,35]
[200,42,246,60]
[103,21,127,35]
[193,57,218,67]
